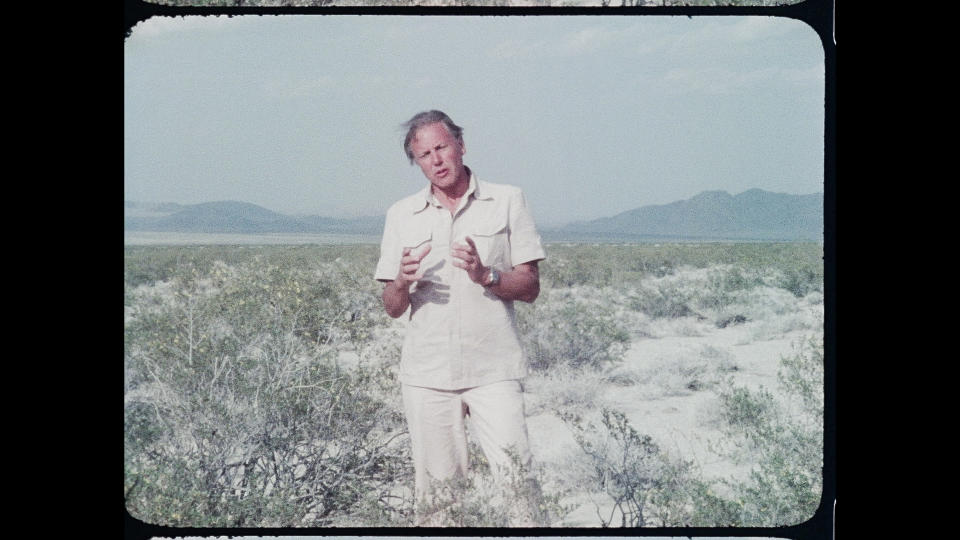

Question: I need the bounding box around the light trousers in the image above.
[401,379,535,501]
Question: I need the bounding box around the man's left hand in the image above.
[451,236,489,285]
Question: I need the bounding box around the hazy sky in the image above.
[124,14,825,227]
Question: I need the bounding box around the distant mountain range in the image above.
[124,201,386,235]
[125,188,822,241]
[553,188,823,241]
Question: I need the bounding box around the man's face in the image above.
[410,122,467,192]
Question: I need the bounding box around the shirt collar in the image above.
[412,168,490,214]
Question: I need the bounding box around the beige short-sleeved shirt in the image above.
[375,173,547,390]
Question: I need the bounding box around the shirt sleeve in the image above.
[508,188,547,266]
[374,204,402,282]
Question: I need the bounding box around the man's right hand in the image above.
[384,243,432,318]
[396,243,432,287]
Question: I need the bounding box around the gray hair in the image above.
[401,110,464,164]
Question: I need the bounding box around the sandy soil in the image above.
[524,316,819,527]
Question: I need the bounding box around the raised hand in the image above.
[397,243,432,286]
[451,236,488,285]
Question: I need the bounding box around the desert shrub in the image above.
[394,443,569,527]
[553,334,825,528]
[775,266,822,298]
[418,474,509,527]
[516,290,630,372]
[626,281,698,319]
[715,314,748,328]
[558,406,760,527]
[124,244,383,289]
[124,252,408,527]
[523,364,611,416]
[538,244,682,289]
[699,344,740,374]
[621,350,714,398]
[124,348,409,526]
[539,242,822,289]
[695,265,764,313]
[711,336,824,526]
[560,408,706,527]
[626,263,804,324]
[652,345,740,394]
[542,254,614,288]
[618,252,822,332]
[123,241,824,526]
[672,356,710,392]
[737,288,823,343]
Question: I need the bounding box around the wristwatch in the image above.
[484,268,500,287]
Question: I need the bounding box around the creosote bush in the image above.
[559,408,706,527]
[711,335,824,526]
[125,242,823,527]
[555,336,823,527]
[516,289,630,373]
[124,248,407,527]
[412,444,569,527]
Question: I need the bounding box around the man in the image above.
[374,110,546,526]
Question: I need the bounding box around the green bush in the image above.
[538,242,822,290]
[411,444,568,527]
[560,408,703,527]
[124,252,407,527]
[696,266,764,312]
[557,405,768,528]
[626,282,698,319]
[523,365,610,416]
[124,242,823,527]
[712,336,824,526]
[775,267,822,298]
[555,335,823,528]
[516,292,630,372]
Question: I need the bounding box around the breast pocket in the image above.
[401,228,432,253]
[470,216,509,269]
